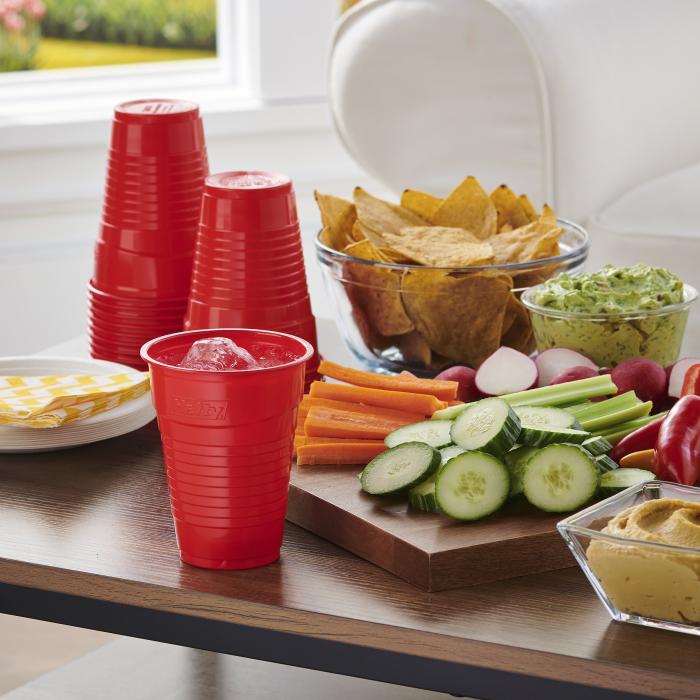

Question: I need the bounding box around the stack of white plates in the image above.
[0,356,156,453]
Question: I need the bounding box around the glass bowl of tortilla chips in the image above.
[314,177,589,374]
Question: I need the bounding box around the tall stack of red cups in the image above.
[88,99,209,370]
[184,171,321,388]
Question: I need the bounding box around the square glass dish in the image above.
[558,481,700,636]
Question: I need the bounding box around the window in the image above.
[0,0,337,134]
[0,0,217,72]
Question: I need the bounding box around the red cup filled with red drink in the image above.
[184,171,320,388]
[141,328,312,570]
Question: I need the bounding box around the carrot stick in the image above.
[301,395,425,423]
[304,405,413,440]
[308,381,446,416]
[447,400,464,407]
[318,360,458,401]
[297,441,386,465]
[295,435,386,448]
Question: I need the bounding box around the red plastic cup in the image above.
[184,171,320,382]
[141,328,312,570]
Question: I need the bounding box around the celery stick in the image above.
[579,401,652,432]
[598,412,668,446]
[431,374,617,420]
[571,392,640,422]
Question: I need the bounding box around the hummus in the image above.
[527,265,690,367]
[587,498,700,623]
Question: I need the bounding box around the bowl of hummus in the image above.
[558,481,700,635]
[521,265,697,367]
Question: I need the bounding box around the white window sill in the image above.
[0,90,331,153]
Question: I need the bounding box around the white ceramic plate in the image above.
[0,356,156,453]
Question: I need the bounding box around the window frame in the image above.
[0,0,336,129]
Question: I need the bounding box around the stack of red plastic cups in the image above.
[184,172,321,388]
[88,99,209,370]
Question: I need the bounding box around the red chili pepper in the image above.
[680,363,700,396]
[610,415,666,463]
[654,394,700,485]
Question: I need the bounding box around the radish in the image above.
[549,366,599,385]
[475,347,538,396]
[435,366,481,403]
[667,358,700,398]
[611,358,667,405]
[535,348,598,387]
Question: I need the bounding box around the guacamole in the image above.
[525,265,692,367]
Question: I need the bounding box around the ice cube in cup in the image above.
[179,337,259,371]
[249,342,299,368]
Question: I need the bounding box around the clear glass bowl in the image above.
[521,283,698,368]
[315,219,589,375]
[558,481,700,636]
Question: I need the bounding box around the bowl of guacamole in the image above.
[521,264,698,367]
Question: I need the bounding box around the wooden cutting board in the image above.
[287,464,575,591]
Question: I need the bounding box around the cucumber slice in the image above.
[594,454,619,474]
[519,426,591,448]
[435,451,510,521]
[361,442,440,495]
[522,444,599,513]
[514,406,578,429]
[504,445,538,497]
[439,444,466,467]
[409,476,439,512]
[385,420,453,449]
[450,397,521,457]
[581,435,613,457]
[599,468,655,496]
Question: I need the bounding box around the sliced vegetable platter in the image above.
[295,359,661,524]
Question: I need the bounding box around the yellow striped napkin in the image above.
[0,372,150,428]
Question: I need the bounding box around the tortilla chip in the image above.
[433,176,497,239]
[314,192,357,251]
[400,189,443,222]
[397,330,432,367]
[501,295,535,355]
[491,220,563,264]
[518,194,538,222]
[401,270,512,366]
[343,239,414,337]
[383,227,494,267]
[490,184,530,230]
[540,203,557,225]
[499,223,514,233]
[353,187,427,245]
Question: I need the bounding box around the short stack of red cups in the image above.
[184,171,321,388]
[88,99,209,370]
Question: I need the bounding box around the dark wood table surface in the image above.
[0,425,698,700]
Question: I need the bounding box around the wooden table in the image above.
[1,324,698,700]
